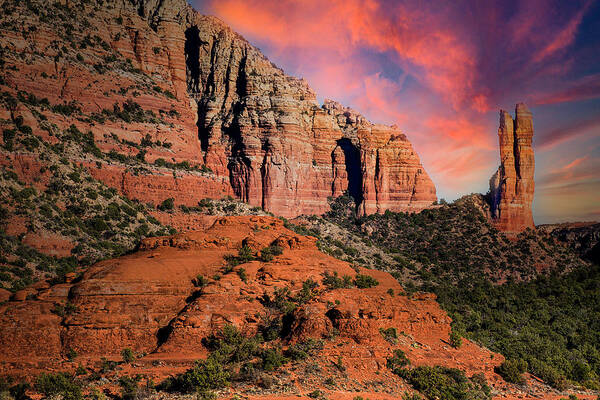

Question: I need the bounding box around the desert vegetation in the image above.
[287,193,600,390]
[0,95,175,291]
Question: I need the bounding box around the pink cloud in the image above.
[538,154,599,187]
[561,155,589,171]
[206,0,477,109]
[424,115,494,151]
[533,73,600,105]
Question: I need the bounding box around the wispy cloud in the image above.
[533,73,600,105]
[532,0,592,63]
[537,116,600,150]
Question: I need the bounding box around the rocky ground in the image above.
[1,215,596,400]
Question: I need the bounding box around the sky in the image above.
[190,0,600,224]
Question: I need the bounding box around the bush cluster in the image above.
[316,194,599,389]
[495,359,527,385]
[158,324,307,394]
[395,365,492,400]
[35,373,82,400]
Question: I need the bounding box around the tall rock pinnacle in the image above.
[488,103,535,234]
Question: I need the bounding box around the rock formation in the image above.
[488,103,535,234]
[179,6,437,216]
[0,216,501,392]
[0,0,436,218]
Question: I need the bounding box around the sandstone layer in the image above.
[2,216,591,400]
[1,216,497,392]
[0,0,436,218]
[488,103,535,234]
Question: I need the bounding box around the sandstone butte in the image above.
[488,104,535,235]
[0,215,591,400]
[0,0,436,219]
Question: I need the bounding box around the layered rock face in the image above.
[0,0,436,218]
[488,103,535,234]
[179,6,437,216]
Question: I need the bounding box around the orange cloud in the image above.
[424,115,494,151]
[561,155,589,171]
[410,114,498,196]
[196,0,599,218]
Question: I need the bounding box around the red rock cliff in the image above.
[488,103,535,234]
[178,5,437,216]
[0,0,436,217]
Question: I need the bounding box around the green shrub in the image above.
[198,198,213,208]
[160,325,267,393]
[2,129,15,148]
[307,390,324,399]
[258,314,283,341]
[324,377,336,386]
[398,366,492,400]
[35,373,82,400]
[121,348,135,363]
[202,325,260,364]
[387,349,410,371]
[237,268,248,283]
[258,244,284,262]
[294,279,318,304]
[193,275,209,288]
[118,376,141,400]
[51,301,77,317]
[66,348,77,361]
[354,274,379,288]
[87,217,109,232]
[224,245,256,267]
[401,393,423,400]
[379,327,398,344]
[322,271,353,289]
[158,198,174,211]
[449,329,462,349]
[285,338,324,361]
[197,389,217,400]
[528,359,566,390]
[495,359,527,385]
[160,357,230,393]
[261,347,286,371]
[100,357,117,373]
[75,365,87,376]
